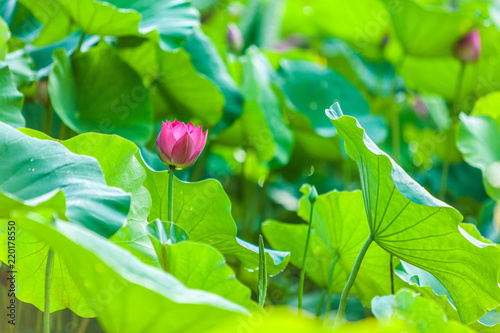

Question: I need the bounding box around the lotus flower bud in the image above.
[156,120,207,170]
[413,96,428,119]
[308,185,318,204]
[227,23,243,54]
[453,28,481,63]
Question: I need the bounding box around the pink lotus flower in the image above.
[454,28,481,62]
[156,120,208,170]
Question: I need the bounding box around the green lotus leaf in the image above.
[147,219,190,246]
[59,0,142,37]
[18,0,138,45]
[395,261,459,318]
[458,113,500,201]
[4,49,37,89]
[396,259,500,331]
[145,219,254,310]
[471,92,500,123]
[62,135,255,310]
[164,241,255,309]
[14,213,249,333]
[320,38,397,97]
[282,0,389,58]
[19,0,198,49]
[106,0,199,50]
[263,189,393,306]
[0,1,42,42]
[118,38,224,127]
[238,0,284,49]
[0,130,146,315]
[327,103,500,324]
[183,28,243,133]
[138,156,290,276]
[277,59,387,142]
[218,46,293,168]
[399,53,500,102]
[60,132,157,265]
[21,129,158,266]
[0,190,93,316]
[372,289,475,332]
[396,223,500,331]
[19,130,255,311]
[62,133,146,192]
[0,62,24,127]
[48,44,154,145]
[0,16,9,59]
[146,219,189,270]
[384,0,475,57]
[0,122,130,238]
[149,48,224,127]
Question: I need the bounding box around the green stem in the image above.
[389,68,400,165]
[77,318,89,333]
[56,311,62,333]
[324,253,340,321]
[44,107,53,136]
[35,311,42,333]
[334,236,373,327]
[315,290,327,318]
[439,160,450,200]
[390,255,395,294]
[44,250,54,333]
[298,202,315,313]
[76,32,86,55]
[242,175,261,237]
[59,123,68,141]
[257,235,267,307]
[168,166,175,222]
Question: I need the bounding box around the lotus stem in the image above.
[334,235,373,327]
[315,290,327,317]
[258,235,268,307]
[76,32,86,54]
[44,107,52,136]
[77,318,89,333]
[298,201,315,313]
[390,254,395,294]
[168,166,175,222]
[43,250,54,333]
[324,253,339,321]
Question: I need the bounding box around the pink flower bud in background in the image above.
[413,96,428,119]
[453,28,481,63]
[156,120,208,170]
[273,35,308,52]
[227,22,243,54]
